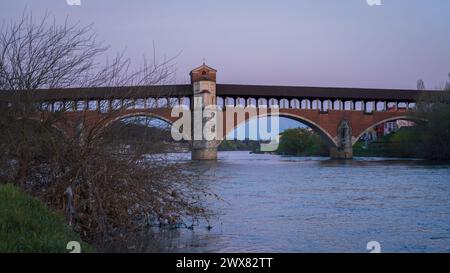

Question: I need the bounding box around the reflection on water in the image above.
[156,151,450,253]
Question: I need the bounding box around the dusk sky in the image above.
[1,0,450,90]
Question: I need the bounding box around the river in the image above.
[157,151,450,253]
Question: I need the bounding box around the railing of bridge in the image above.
[35,96,192,113]
[31,95,416,113]
[216,97,416,112]
[217,97,415,112]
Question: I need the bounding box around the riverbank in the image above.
[0,184,91,253]
[271,127,424,158]
[218,140,261,152]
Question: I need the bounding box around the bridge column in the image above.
[330,119,353,159]
[192,140,220,160]
[189,63,219,160]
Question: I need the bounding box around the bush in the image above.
[276,128,329,156]
[0,184,91,253]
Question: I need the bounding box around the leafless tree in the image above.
[0,11,211,252]
[417,79,425,91]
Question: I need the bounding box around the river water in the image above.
[158,151,450,253]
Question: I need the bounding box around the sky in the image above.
[1,0,450,90]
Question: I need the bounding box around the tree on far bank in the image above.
[413,74,450,160]
[276,128,328,156]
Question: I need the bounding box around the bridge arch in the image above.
[102,111,173,128]
[353,115,425,145]
[226,111,338,147]
[13,113,74,139]
[95,111,180,140]
[7,115,71,142]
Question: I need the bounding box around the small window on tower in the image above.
[202,71,207,75]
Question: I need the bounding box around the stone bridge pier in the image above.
[329,119,354,159]
[191,140,221,160]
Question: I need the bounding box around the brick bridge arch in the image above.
[223,110,337,147]
[15,115,72,139]
[95,109,177,137]
[50,107,421,153]
[352,115,423,144]
[48,108,178,139]
[220,108,420,148]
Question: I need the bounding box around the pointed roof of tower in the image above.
[189,63,217,75]
[190,63,217,83]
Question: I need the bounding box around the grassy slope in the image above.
[0,184,91,253]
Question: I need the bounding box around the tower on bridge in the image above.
[190,63,220,160]
[190,63,217,107]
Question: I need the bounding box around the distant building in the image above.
[384,120,415,135]
[361,119,415,141]
[383,121,398,135]
[396,120,415,128]
[360,128,377,142]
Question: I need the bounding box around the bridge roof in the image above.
[0,85,192,102]
[0,83,437,102]
[216,84,425,101]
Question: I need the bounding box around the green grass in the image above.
[0,184,91,253]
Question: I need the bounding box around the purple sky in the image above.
[1,0,450,89]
